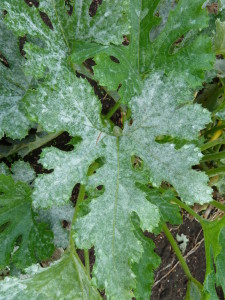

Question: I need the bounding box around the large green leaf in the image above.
[0,18,31,139]
[70,0,143,103]
[138,186,182,233]
[0,175,54,269]
[0,0,104,136]
[0,254,101,299]
[71,0,214,105]
[143,0,214,87]
[31,72,213,298]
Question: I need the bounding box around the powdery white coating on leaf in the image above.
[11,161,35,184]
[0,161,35,184]
[38,203,74,248]
[0,254,101,300]
[0,1,104,137]
[123,73,212,204]
[74,136,160,299]
[0,163,10,175]
[32,131,101,209]
[24,71,103,136]
[74,0,130,45]
[0,19,31,139]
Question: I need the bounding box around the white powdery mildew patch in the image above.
[74,0,130,45]
[11,161,35,184]
[74,136,160,299]
[0,161,35,184]
[123,72,212,205]
[0,255,100,299]
[0,18,31,139]
[0,95,30,140]
[32,131,100,209]
[127,72,211,140]
[38,203,74,248]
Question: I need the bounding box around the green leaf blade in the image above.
[0,175,54,269]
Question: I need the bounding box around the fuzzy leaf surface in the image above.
[0,0,103,137]
[0,161,35,184]
[31,72,212,298]
[71,0,214,105]
[144,0,215,87]
[0,18,31,139]
[74,0,130,45]
[0,175,54,269]
[0,254,101,299]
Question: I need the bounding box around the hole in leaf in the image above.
[19,36,27,57]
[216,285,224,300]
[122,35,130,46]
[96,185,103,190]
[14,235,23,247]
[89,0,102,17]
[109,56,120,64]
[65,0,73,16]
[0,52,10,68]
[206,3,218,14]
[39,11,54,30]
[117,83,122,92]
[169,34,185,54]
[61,219,71,230]
[70,183,81,206]
[128,118,133,126]
[131,155,143,171]
[83,58,96,75]
[24,0,39,7]
[0,222,10,233]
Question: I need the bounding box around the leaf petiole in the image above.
[162,223,203,290]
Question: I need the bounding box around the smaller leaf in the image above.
[0,254,101,299]
[137,185,182,233]
[132,215,161,300]
[185,281,206,300]
[0,175,54,269]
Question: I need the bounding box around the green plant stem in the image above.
[0,131,62,159]
[211,200,225,213]
[162,223,203,290]
[200,139,225,151]
[84,250,90,276]
[105,99,123,120]
[69,163,99,273]
[201,150,225,162]
[206,166,225,177]
[172,197,204,224]
[72,187,90,275]
[69,184,86,251]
